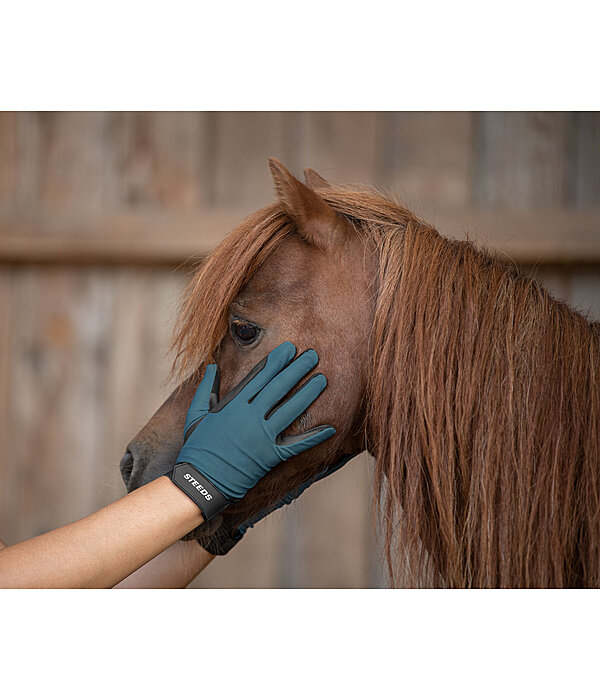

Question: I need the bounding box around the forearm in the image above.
[114,539,215,588]
[0,476,204,588]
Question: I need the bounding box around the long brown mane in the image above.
[172,206,292,376]
[173,184,600,588]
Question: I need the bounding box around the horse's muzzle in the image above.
[120,437,181,492]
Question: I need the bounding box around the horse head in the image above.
[120,159,376,545]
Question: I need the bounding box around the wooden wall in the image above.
[0,112,598,588]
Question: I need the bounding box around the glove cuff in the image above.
[170,463,230,522]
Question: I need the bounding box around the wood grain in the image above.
[569,269,600,322]
[0,269,13,541]
[1,268,114,541]
[1,208,599,265]
[473,112,574,208]
[573,112,600,208]
[100,269,185,509]
[0,112,17,212]
[300,112,381,188]
[109,112,212,209]
[289,452,373,588]
[378,112,473,209]
[211,112,293,208]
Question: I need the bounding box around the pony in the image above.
[121,158,600,587]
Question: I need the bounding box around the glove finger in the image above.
[184,364,219,439]
[256,349,319,412]
[267,372,326,434]
[237,341,296,401]
[277,424,336,453]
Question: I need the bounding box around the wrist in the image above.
[155,475,206,530]
[170,464,230,521]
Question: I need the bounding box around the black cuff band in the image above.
[170,464,230,521]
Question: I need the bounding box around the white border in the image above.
[1,0,598,109]
[1,589,598,699]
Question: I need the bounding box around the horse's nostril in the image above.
[120,450,134,468]
[120,449,135,484]
[120,438,174,492]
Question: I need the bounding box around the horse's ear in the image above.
[303,167,330,190]
[268,158,345,250]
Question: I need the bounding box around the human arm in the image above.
[0,476,204,588]
[116,454,358,587]
[116,458,349,587]
[114,539,215,588]
[1,510,213,590]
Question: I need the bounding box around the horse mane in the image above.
[363,204,600,588]
[171,206,293,377]
[172,183,600,588]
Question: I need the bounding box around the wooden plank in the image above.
[19,112,114,213]
[0,112,17,212]
[109,112,212,209]
[525,265,572,304]
[473,112,574,208]
[211,112,293,208]
[0,265,192,544]
[101,269,186,508]
[0,269,13,541]
[289,452,372,588]
[102,268,159,507]
[5,113,213,215]
[3,112,591,215]
[13,112,42,210]
[573,112,600,208]
[299,112,380,187]
[0,209,240,264]
[569,269,600,323]
[191,513,286,588]
[378,112,473,209]
[1,268,116,542]
[1,208,600,265]
[425,208,600,265]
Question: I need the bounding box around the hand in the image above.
[170,341,336,521]
[197,453,359,555]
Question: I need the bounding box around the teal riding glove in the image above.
[170,341,336,521]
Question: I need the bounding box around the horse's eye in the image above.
[231,318,260,346]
